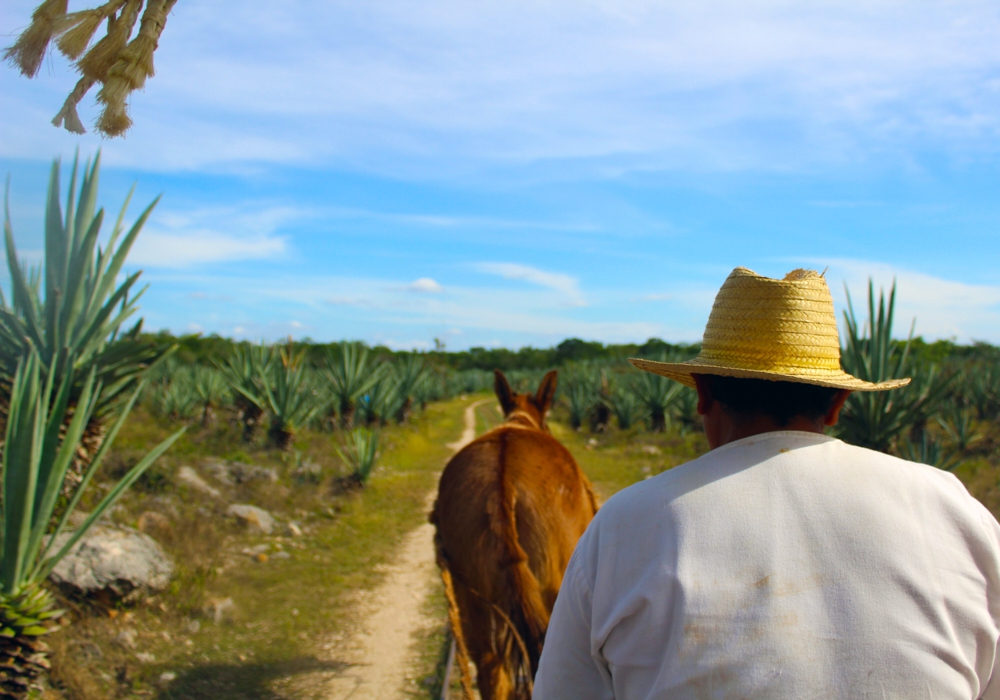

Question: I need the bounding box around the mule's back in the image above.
[435,422,595,606]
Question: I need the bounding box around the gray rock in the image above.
[206,458,278,485]
[227,504,275,534]
[114,629,137,649]
[286,521,303,537]
[640,445,662,455]
[177,466,221,498]
[135,652,156,664]
[49,525,174,597]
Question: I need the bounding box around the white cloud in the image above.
[475,263,585,306]
[406,277,444,293]
[127,204,298,268]
[130,231,285,268]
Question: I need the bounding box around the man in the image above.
[534,267,1000,699]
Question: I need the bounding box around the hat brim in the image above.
[629,357,910,392]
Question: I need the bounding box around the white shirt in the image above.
[534,431,1000,700]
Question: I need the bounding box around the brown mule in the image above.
[431,370,598,700]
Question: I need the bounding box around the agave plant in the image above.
[217,343,270,441]
[1,154,168,489]
[357,376,403,427]
[630,365,683,433]
[898,430,958,471]
[670,386,700,434]
[259,342,322,450]
[324,342,383,429]
[391,354,429,424]
[335,428,380,486]
[608,383,643,430]
[148,373,198,421]
[0,350,183,697]
[966,363,1000,421]
[936,401,985,454]
[835,280,951,453]
[190,365,228,426]
[562,379,596,431]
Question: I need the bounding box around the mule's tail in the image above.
[433,521,476,700]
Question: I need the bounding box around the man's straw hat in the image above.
[629,267,910,392]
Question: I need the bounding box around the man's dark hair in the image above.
[699,375,840,427]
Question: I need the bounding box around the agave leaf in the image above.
[26,369,96,566]
[1,354,44,595]
[33,373,146,575]
[39,426,185,581]
[59,207,103,341]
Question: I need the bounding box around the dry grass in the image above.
[44,397,468,699]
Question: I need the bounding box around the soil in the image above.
[292,399,491,699]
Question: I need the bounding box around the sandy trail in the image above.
[308,398,491,700]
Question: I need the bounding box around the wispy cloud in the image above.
[5,2,1000,173]
[475,262,585,306]
[128,205,298,268]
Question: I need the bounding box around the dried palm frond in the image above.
[3,0,178,138]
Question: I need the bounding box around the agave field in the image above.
[2,155,1000,699]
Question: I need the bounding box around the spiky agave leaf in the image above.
[259,342,322,450]
[0,155,169,426]
[836,280,951,452]
[335,428,380,486]
[324,342,384,429]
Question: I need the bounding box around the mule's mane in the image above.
[505,409,541,430]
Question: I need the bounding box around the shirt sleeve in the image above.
[533,540,615,700]
[974,499,1000,700]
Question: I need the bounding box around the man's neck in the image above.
[706,413,825,450]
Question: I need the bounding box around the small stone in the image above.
[273,551,291,560]
[203,597,235,624]
[254,553,269,563]
[137,511,171,535]
[176,466,221,498]
[641,445,662,455]
[135,652,155,663]
[286,522,303,537]
[114,629,137,649]
[587,438,598,447]
[159,671,177,684]
[227,504,275,534]
[291,608,299,616]
[187,619,201,634]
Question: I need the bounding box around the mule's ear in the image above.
[535,370,558,414]
[494,370,515,415]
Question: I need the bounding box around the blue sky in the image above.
[3,1,1000,349]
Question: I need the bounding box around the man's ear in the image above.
[535,370,558,415]
[494,370,516,415]
[824,390,852,427]
[692,374,714,416]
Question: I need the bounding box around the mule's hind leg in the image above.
[455,583,516,700]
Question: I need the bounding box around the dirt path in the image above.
[309,398,491,700]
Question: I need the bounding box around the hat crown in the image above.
[699,267,842,374]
